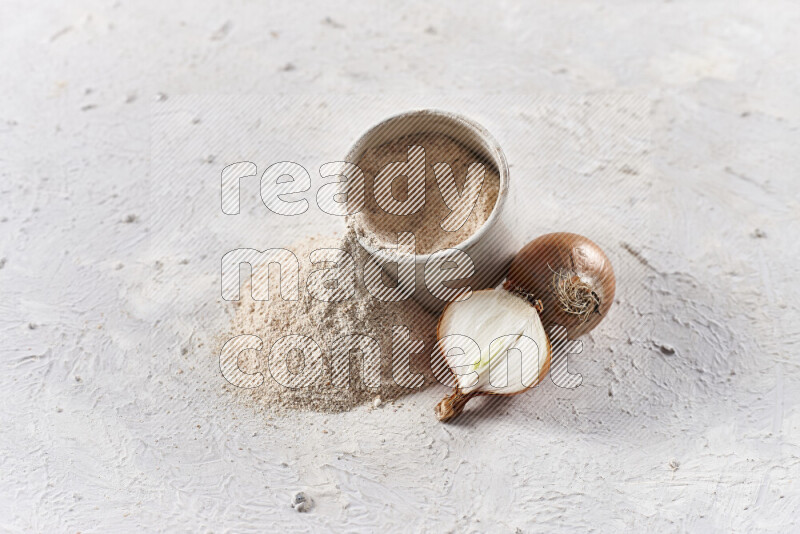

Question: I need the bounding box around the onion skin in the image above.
[506,233,615,340]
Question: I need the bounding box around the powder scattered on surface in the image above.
[348,132,500,255]
[221,230,442,413]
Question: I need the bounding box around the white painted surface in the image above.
[1,1,799,532]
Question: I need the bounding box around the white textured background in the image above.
[1,1,799,532]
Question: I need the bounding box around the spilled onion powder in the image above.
[221,230,438,413]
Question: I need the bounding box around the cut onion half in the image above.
[434,289,552,421]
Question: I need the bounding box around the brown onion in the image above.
[504,232,615,339]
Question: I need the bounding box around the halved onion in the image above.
[434,289,552,421]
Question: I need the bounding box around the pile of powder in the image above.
[221,230,441,413]
[347,131,500,255]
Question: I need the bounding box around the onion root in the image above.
[551,269,600,323]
